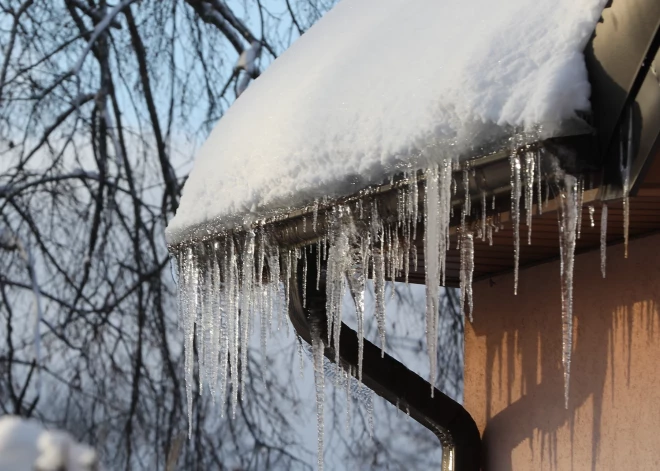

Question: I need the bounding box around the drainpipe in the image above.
[288,248,481,471]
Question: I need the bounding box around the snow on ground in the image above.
[166,0,607,244]
[0,416,99,471]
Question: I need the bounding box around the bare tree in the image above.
[0,1,462,469]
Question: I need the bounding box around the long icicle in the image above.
[600,203,608,278]
[510,152,522,295]
[524,151,535,245]
[240,231,255,402]
[424,165,440,395]
[557,174,579,409]
[459,231,475,322]
[348,234,368,382]
[182,247,195,437]
[311,320,325,471]
[622,109,633,258]
[372,203,387,354]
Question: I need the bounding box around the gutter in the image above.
[585,0,660,199]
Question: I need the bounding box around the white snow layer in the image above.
[0,416,99,471]
[166,0,606,244]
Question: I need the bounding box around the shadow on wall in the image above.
[469,230,660,471]
[468,10,660,467]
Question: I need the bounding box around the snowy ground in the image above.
[0,416,99,471]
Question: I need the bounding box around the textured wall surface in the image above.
[465,232,660,471]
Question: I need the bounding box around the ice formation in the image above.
[171,140,587,425]
[511,154,522,295]
[169,141,636,466]
[621,112,633,259]
[311,320,325,471]
[601,204,608,278]
[556,173,579,409]
[460,232,475,323]
[164,0,616,463]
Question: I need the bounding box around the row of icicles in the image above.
[172,147,630,470]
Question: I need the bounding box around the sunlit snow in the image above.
[166,0,607,245]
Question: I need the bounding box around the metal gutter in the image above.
[585,0,660,199]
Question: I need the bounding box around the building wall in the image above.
[464,232,660,471]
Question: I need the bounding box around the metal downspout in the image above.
[288,247,481,471]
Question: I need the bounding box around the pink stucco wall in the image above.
[464,232,660,470]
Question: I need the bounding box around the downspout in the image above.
[288,247,481,471]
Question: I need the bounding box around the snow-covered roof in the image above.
[167,0,607,245]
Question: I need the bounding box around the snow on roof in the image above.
[167,0,606,245]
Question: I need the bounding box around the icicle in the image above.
[209,242,222,399]
[398,186,405,228]
[369,202,387,355]
[311,321,325,471]
[297,335,305,378]
[312,199,319,232]
[439,159,452,287]
[412,243,418,272]
[386,226,393,282]
[373,236,387,355]
[240,231,255,402]
[481,191,487,242]
[367,390,375,437]
[269,245,280,333]
[462,167,470,232]
[588,205,595,228]
[199,244,212,395]
[622,110,632,259]
[347,236,367,382]
[491,194,496,210]
[325,206,358,364]
[257,234,268,358]
[601,204,608,278]
[219,239,230,414]
[345,365,352,430]
[424,165,441,394]
[459,231,475,322]
[536,150,543,215]
[510,153,522,295]
[195,245,205,396]
[412,170,419,241]
[282,250,292,336]
[557,174,578,409]
[576,179,584,240]
[321,234,327,261]
[487,220,493,246]
[181,247,196,437]
[228,237,239,418]
[524,152,535,245]
[303,248,308,308]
